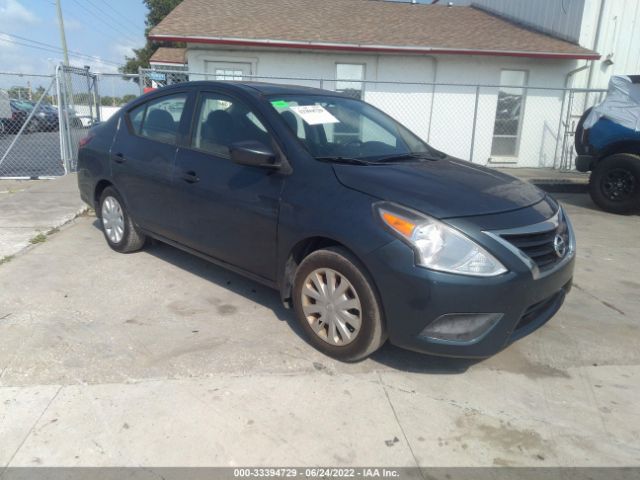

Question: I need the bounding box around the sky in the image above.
[0,0,473,76]
[0,0,471,93]
[0,0,147,75]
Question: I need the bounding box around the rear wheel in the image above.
[25,119,38,134]
[292,247,386,362]
[589,153,640,214]
[99,187,146,253]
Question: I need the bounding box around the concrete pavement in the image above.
[0,192,639,468]
[0,174,87,260]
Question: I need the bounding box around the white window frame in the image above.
[334,63,366,142]
[490,69,529,161]
[188,51,258,81]
[335,63,366,99]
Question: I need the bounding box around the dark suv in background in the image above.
[78,82,575,361]
[575,75,640,214]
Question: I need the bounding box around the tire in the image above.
[589,153,640,214]
[25,120,37,134]
[292,247,387,362]
[98,187,146,253]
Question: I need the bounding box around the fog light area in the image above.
[419,313,503,344]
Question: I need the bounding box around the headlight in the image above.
[376,203,507,277]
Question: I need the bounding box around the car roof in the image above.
[149,81,344,98]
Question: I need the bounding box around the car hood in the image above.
[332,157,546,219]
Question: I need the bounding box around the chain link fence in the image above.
[57,65,101,175]
[0,72,63,177]
[0,66,608,178]
[139,68,607,171]
[0,66,101,178]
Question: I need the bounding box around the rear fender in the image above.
[597,140,640,161]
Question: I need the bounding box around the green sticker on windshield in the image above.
[271,100,289,108]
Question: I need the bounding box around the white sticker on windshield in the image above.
[289,105,340,125]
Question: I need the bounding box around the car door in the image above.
[172,90,284,281]
[111,91,193,239]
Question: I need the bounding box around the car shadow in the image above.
[555,192,640,216]
[91,219,480,375]
[554,192,598,210]
[371,344,479,374]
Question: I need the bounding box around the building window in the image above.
[205,61,252,81]
[334,64,365,142]
[491,70,528,157]
[336,64,365,99]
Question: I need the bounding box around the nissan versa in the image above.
[77,82,576,361]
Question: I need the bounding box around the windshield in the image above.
[268,94,438,162]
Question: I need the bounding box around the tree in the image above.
[120,0,184,74]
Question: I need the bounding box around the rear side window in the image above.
[129,104,145,134]
[128,94,187,145]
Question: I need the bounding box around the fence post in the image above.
[93,73,101,122]
[469,85,480,163]
[560,90,575,171]
[61,66,74,174]
[138,67,145,96]
[84,66,95,124]
[55,65,68,175]
[553,89,568,169]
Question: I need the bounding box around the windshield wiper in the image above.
[315,156,373,166]
[374,152,444,163]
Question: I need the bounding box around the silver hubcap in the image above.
[301,268,362,346]
[101,196,125,244]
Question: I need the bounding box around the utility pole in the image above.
[56,0,70,66]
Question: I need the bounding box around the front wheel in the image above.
[99,187,146,253]
[589,154,640,214]
[292,247,386,362]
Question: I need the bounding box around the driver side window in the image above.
[192,92,271,158]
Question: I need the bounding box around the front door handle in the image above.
[113,153,126,164]
[181,171,200,184]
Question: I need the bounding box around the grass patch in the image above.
[47,227,60,235]
[29,233,47,244]
[0,255,14,266]
[79,207,95,217]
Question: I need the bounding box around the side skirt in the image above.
[140,229,279,291]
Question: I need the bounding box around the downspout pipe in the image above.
[425,55,438,143]
[587,0,607,90]
[554,64,591,168]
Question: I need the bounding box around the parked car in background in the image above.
[78,81,575,361]
[66,107,94,128]
[24,100,59,132]
[0,90,11,134]
[0,100,28,135]
[575,75,640,214]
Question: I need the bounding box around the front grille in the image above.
[499,212,570,271]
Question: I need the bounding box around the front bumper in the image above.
[363,204,575,358]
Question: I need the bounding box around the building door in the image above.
[205,61,252,81]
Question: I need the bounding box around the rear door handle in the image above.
[181,171,200,184]
[113,153,126,164]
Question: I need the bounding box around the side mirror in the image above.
[230,141,280,169]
